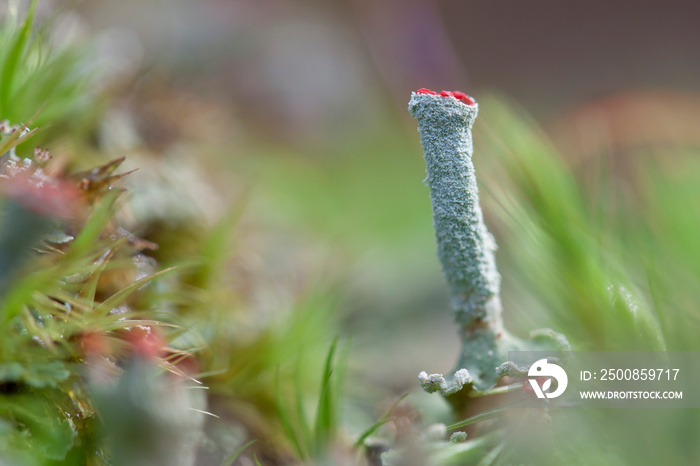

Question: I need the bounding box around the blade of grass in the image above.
[355,393,409,447]
[469,383,521,398]
[0,265,62,326]
[0,0,37,113]
[445,406,509,431]
[219,439,256,466]
[293,355,312,456]
[100,319,181,332]
[65,190,120,260]
[378,393,409,420]
[275,366,305,458]
[475,442,505,466]
[434,430,503,465]
[355,418,393,448]
[313,337,338,455]
[93,267,176,316]
[0,125,37,156]
[78,246,119,305]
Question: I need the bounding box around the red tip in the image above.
[451,91,476,106]
[414,88,475,105]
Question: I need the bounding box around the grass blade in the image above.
[355,418,393,448]
[219,439,256,466]
[65,190,120,260]
[275,366,305,458]
[475,441,505,466]
[293,356,312,456]
[445,406,509,431]
[313,338,338,455]
[0,0,37,113]
[355,393,409,447]
[94,267,176,316]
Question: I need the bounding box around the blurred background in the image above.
[62,0,700,381]
[7,0,700,463]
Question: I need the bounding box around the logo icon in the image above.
[528,359,568,399]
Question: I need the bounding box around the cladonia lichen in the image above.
[409,89,568,394]
[409,90,501,329]
[418,369,472,396]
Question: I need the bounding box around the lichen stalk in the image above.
[410,91,511,389]
[408,92,502,330]
[409,90,569,395]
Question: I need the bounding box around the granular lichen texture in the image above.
[409,89,569,394]
[409,90,502,331]
[409,89,507,390]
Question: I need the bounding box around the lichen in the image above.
[409,89,568,393]
[418,369,472,396]
[408,92,501,329]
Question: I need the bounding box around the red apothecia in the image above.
[415,88,475,106]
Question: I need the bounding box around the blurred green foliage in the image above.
[477,96,666,352]
[0,0,97,146]
[2,1,700,464]
[233,94,700,464]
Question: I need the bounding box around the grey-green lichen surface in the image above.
[409,90,568,393]
[408,91,502,330]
